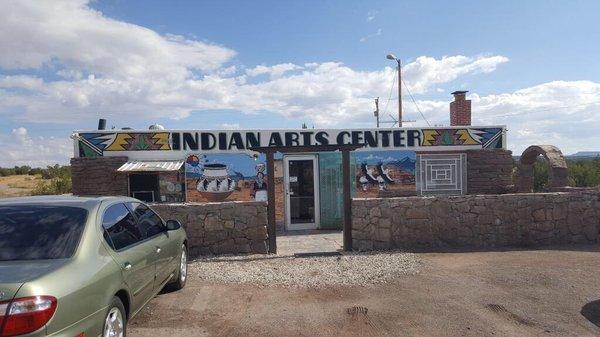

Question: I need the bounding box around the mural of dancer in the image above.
[251,163,268,202]
[354,150,416,197]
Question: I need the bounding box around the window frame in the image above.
[125,202,167,240]
[0,205,89,261]
[100,202,145,252]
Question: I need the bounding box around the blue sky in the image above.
[0,0,599,165]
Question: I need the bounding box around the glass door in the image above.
[283,155,319,230]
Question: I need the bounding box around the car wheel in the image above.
[167,244,187,291]
[103,297,126,337]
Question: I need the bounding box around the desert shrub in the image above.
[31,165,72,195]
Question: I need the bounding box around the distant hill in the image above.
[568,151,600,158]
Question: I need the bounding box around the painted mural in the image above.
[353,150,416,198]
[75,127,505,158]
[421,128,504,149]
[185,153,267,203]
[77,132,171,157]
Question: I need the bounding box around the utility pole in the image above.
[386,54,403,127]
[397,59,402,127]
[374,97,380,128]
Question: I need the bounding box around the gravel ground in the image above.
[188,251,422,288]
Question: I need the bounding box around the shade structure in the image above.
[117,160,184,172]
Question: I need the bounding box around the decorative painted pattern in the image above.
[78,132,171,157]
[421,128,503,149]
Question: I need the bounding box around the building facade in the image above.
[71,124,509,231]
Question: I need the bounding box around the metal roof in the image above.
[117,160,184,172]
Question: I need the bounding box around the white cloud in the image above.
[367,10,378,22]
[219,123,241,130]
[402,55,509,93]
[2,0,592,164]
[359,28,382,42]
[246,63,302,79]
[0,128,71,167]
[0,0,235,80]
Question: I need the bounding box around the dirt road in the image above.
[130,247,600,337]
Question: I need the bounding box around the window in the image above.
[0,205,87,261]
[128,202,164,238]
[416,153,467,196]
[102,203,142,250]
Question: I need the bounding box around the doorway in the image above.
[283,155,320,231]
[129,173,159,202]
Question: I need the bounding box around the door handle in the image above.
[123,262,132,270]
[155,247,161,254]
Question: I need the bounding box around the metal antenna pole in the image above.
[374,97,380,128]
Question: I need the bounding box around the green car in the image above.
[0,196,188,337]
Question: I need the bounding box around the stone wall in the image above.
[151,201,268,257]
[466,149,514,194]
[352,190,600,251]
[71,157,129,196]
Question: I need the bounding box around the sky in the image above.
[0,0,599,166]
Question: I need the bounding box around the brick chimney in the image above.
[450,90,471,126]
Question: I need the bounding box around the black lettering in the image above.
[379,130,392,147]
[351,131,364,145]
[285,132,300,146]
[218,133,227,150]
[364,131,378,147]
[408,130,421,147]
[393,130,406,147]
[336,131,351,145]
[300,132,313,146]
[228,132,245,150]
[268,133,283,147]
[245,132,260,148]
[182,132,198,150]
[200,133,216,150]
[171,132,180,150]
[315,131,329,145]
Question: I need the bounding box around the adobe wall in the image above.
[71,157,128,196]
[151,201,268,257]
[352,190,600,251]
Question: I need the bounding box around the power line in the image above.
[382,69,397,116]
[401,77,431,126]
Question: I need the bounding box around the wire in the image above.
[382,69,397,117]
[401,77,431,126]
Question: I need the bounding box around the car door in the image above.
[128,202,178,289]
[101,202,156,311]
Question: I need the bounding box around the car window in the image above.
[0,205,87,261]
[102,203,142,250]
[128,202,164,238]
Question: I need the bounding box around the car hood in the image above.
[0,260,69,301]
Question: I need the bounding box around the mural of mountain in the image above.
[386,157,416,173]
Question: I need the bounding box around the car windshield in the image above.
[0,205,88,261]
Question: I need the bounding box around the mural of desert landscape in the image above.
[353,150,416,197]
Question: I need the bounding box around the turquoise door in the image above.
[318,152,356,229]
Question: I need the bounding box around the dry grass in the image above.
[0,175,43,198]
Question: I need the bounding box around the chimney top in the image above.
[451,90,468,96]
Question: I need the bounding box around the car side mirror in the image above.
[165,219,182,231]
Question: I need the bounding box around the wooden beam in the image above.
[266,151,277,254]
[342,149,352,251]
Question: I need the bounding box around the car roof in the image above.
[0,195,140,210]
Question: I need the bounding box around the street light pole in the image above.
[386,54,402,127]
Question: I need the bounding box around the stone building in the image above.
[71,91,514,231]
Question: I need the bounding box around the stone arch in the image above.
[516,145,568,192]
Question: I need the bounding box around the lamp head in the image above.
[386,54,397,61]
